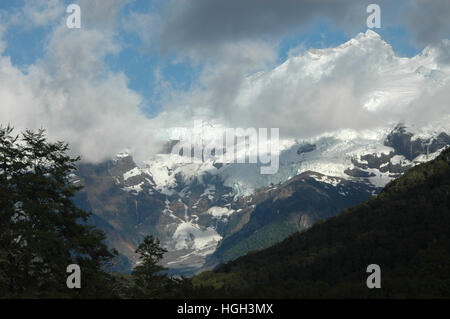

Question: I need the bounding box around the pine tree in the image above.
[132,235,170,298]
[0,126,117,298]
[130,235,184,298]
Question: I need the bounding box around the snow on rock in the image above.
[206,206,235,219]
[122,182,144,194]
[312,175,341,187]
[142,154,218,195]
[367,170,395,188]
[123,167,141,181]
[115,151,130,159]
[413,147,447,163]
[390,155,408,165]
[172,221,222,251]
[201,184,216,200]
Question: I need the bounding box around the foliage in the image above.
[0,125,116,298]
[129,235,175,298]
[192,147,450,298]
[0,125,194,299]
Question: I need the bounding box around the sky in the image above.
[0,0,449,163]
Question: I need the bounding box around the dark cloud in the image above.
[78,0,130,29]
[152,0,448,58]
[158,0,369,55]
[436,40,450,65]
[405,0,450,46]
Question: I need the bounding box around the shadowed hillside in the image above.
[192,147,450,298]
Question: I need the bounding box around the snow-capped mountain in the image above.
[72,30,450,275]
[158,30,449,140]
[72,123,449,275]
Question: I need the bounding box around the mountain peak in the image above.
[364,29,381,39]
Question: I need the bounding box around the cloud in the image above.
[142,0,369,61]
[404,0,450,46]
[3,0,65,29]
[130,0,449,62]
[136,0,449,139]
[77,0,131,29]
[431,39,450,66]
[23,0,65,27]
[1,0,449,166]
[151,39,279,131]
[0,24,6,54]
[0,1,161,164]
[123,11,161,52]
[154,31,450,139]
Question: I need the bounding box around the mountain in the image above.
[73,153,236,274]
[204,171,377,268]
[72,149,378,274]
[204,125,450,269]
[72,124,449,275]
[191,146,450,298]
[70,30,450,275]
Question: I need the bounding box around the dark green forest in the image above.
[1,125,450,298]
[192,146,450,298]
[0,126,188,298]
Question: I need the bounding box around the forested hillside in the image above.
[192,147,450,298]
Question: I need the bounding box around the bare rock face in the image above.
[297,143,316,154]
[202,171,379,269]
[346,125,450,182]
[385,124,450,161]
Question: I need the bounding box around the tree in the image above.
[0,125,117,298]
[131,235,168,297]
[130,235,187,298]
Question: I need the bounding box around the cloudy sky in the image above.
[0,0,449,163]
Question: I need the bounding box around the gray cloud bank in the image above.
[1,0,449,165]
[149,0,450,60]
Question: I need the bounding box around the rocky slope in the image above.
[72,123,449,275]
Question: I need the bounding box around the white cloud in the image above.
[3,0,65,29]
[23,0,65,27]
[154,31,450,139]
[0,2,161,164]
